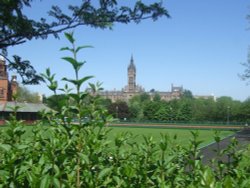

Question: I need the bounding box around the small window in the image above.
[0,88,4,98]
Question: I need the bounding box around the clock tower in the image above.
[127,55,136,92]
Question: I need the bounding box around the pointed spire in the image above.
[131,54,134,63]
[128,54,136,71]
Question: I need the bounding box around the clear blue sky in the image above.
[8,0,250,101]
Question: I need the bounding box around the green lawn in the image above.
[0,124,235,148]
[107,126,235,147]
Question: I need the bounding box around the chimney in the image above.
[11,75,18,100]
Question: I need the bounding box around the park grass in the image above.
[107,126,235,147]
[0,124,235,148]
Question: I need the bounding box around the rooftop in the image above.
[0,102,51,112]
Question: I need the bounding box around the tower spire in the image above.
[128,54,136,72]
[127,55,136,92]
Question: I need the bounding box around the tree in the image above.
[240,10,250,83]
[240,10,250,84]
[128,95,140,120]
[229,100,243,122]
[153,93,161,102]
[191,98,216,122]
[154,105,168,121]
[139,92,151,102]
[240,50,250,84]
[0,1,169,49]
[143,101,160,120]
[240,98,250,123]
[16,85,41,103]
[129,101,144,121]
[176,102,192,121]
[214,96,233,122]
[108,101,130,120]
[181,89,193,99]
[99,98,112,109]
[44,94,68,111]
[7,56,44,84]
[0,1,169,84]
[128,94,149,121]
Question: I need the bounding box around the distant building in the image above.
[0,57,50,124]
[98,56,183,102]
[194,94,217,101]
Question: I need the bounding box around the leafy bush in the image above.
[0,33,250,187]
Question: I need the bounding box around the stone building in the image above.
[0,56,50,124]
[98,56,183,102]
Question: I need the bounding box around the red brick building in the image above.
[0,56,50,124]
[0,57,17,101]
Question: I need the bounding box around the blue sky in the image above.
[7,0,250,101]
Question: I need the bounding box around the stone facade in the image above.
[98,56,183,102]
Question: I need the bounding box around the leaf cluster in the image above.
[6,55,44,85]
[240,50,250,84]
[0,0,169,86]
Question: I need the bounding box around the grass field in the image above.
[0,124,235,148]
[107,127,235,147]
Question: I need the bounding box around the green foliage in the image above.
[44,94,68,111]
[1,121,249,187]
[8,55,44,85]
[240,49,250,84]
[0,0,169,85]
[143,101,160,120]
[0,33,250,187]
[0,1,169,49]
[108,101,130,120]
[181,89,193,99]
[114,91,250,124]
[16,85,41,103]
[153,93,161,102]
[240,98,250,122]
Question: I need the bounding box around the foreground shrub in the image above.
[1,120,250,187]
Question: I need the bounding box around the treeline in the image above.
[104,91,250,124]
[45,91,250,124]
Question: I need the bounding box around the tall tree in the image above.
[108,101,130,120]
[143,101,160,120]
[240,98,250,122]
[240,10,250,84]
[16,85,41,103]
[181,89,193,99]
[214,96,234,122]
[129,100,144,121]
[240,50,250,84]
[153,93,161,102]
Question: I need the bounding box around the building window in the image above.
[129,77,133,84]
[0,88,4,98]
